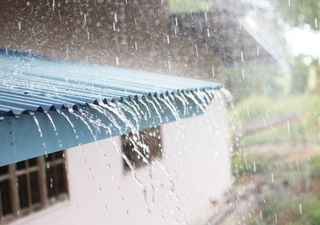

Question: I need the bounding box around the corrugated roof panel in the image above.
[0,49,224,166]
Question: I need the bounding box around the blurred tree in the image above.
[168,0,210,12]
[309,59,320,93]
[290,56,309,94]
[273,0,320,29]
[221,63,282,102]
[271,0,320,93]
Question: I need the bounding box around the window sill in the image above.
[5,199,71,225]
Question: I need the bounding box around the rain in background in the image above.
[0,0,320,224]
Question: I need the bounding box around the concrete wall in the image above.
[0,0,220,80]
[10,101,231,225]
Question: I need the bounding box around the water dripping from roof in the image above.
[144,96,163,124]
[158,95,181,121]
[152,160,176,194]
[45,112,57,133]
[101,101,137,133]
[60,111,80,142]
[172,93,188,117]
[117,101,140,127]
[130,99,146,121]
[137,98,151,120]
[184,91,205,113]
[90,104,123,134]
[32,114,47,151]
[109,138,148,202]
[32,115,43,138]
[127,135,150,165]
[69,109,97,142]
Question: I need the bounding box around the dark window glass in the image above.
[44,154,55,162]
[0,150,68,223]
[54,151,64,159]
[46,164,67,198]
[0,166,8,176]
[122,127,162,171]
[56,164,67,195]
[0,179,12,216]
[28,158,38,167]
[30,172,40,204]
[45,151,64,162]
[46,167,55,198]
[17,175,29,209]
[16,161,26,170]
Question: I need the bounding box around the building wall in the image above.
[0,0,220,80]
[0,0,273,84]
[9,101,231,225]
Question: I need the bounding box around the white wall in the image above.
[11,101,231,225]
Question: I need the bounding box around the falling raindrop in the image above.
[116,56,119,65]
[241,69,245,80]
[134,41,138,50]
[113,22,116,31]
[175,17,178,26]
[287,121,291,133]
[211,66,215,77]
[299,203,303,215]
[166,35,170,44]
[195,44,199,57]
[86,28,90,40]
[114,13,118,23]
[167,60,171,71]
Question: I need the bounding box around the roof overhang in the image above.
[0,50,224,166]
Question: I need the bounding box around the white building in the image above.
[0,51,231,225]
[0,1,234,224]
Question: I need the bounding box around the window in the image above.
[0,151,68,224]
[122,127,163,171]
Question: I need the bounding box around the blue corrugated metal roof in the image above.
[0,49,220,117]
[0,49,223,166]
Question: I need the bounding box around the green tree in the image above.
[168,0,210,13]
[290,56,309,94]
[271,0,320,93]
[273,0,320,29]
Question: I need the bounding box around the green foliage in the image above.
[257,192,287,225]
[230,95,306,124]
[230,95,277,123]
[230,94,320,146]
[252,194,320,225]
[310,155,320,178]
[221,63,283,102]
[288,195,320,225]
[168,0,211,13]
[272,0,320,29]
[304,95,320,130]
[290,56,310,94]
[232,153,269,178]
[240,122,308,146]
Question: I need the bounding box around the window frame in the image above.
[121,126,163,173]
[0,151,69,224]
